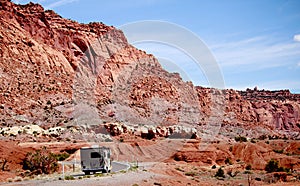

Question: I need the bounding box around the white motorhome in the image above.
[80,146,112,175]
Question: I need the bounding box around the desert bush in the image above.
[212,165,216,169]
[245,164,252,170]
[55,152,70,161]
[273,149,284,154]
[215,167,225,178]
[64,175,74,180]
[23,146,58,175]
[235,136,247,142]
[259,135,267,140]
[265,159,279,173]
[265,159,290,173]
[265,140,270,144]
[94,173,104,177]
[264,172,287,183]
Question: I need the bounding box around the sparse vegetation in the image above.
[245,164,252,170]
[273,149,284,154]
[55,152,70,161]
[265,141,269,144]
[64,175,75,180]
[265,159,290,173]
[235,136,247,142]
[83,175,91,178]
[215,167,225,178]
[94,173,104,177]
[212,165,217,169]
[56,152,70,161]
[129,165,138,171]
[23,146,58,175]
[185,171,198,177]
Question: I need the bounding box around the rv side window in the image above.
[91,152,101,158]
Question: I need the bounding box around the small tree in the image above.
[23,146,58,174]
[265,159,279,173]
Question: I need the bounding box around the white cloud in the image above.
[45,0,78,9]
[294,34,300,42]
[210,35,300,70]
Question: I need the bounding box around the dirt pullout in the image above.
[171,140,300,171]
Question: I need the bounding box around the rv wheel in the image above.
[103,168,108,173]
[84,171,90,175]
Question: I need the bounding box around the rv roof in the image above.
[81,146,110,149]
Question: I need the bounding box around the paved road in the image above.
[111,161,129,172]
[71,161,130,176]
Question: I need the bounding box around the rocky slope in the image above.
[0,0,300,142]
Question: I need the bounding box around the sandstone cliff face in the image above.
[0,0,299,140]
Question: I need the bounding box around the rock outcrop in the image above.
[0,0,299,141]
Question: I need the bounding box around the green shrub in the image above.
[215,167,225,178]
[94,173,103,177]
[265,141,269,144]
[83,175,91,178]
[23,147,58,175]
[64,175,74,180]
[265,159,279,173]
[212,165,217,169]
[235,136,247,142]
[265,159,290,173]
[55,152,70,161]
[273,149,284,154]
[245,164,252,170]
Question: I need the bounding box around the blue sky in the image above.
[13,0,300,93]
